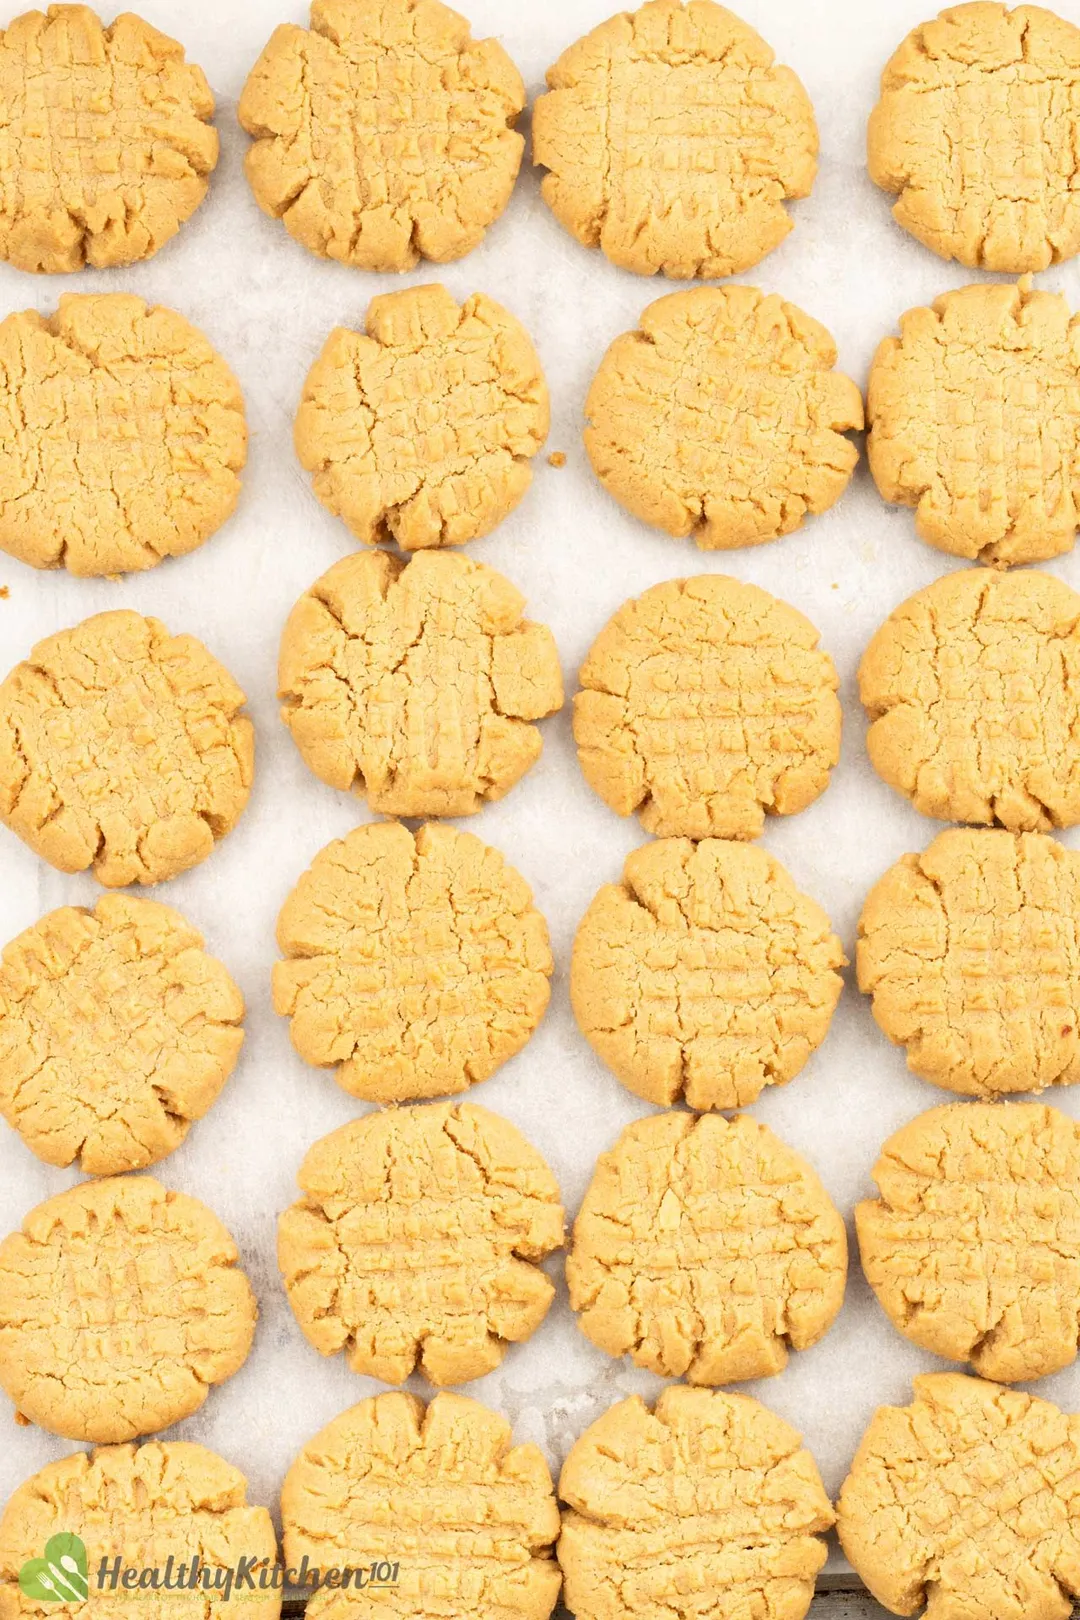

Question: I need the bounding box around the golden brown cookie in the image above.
[0,5,217,274]
[279,1103,564,1386]
[858,1101,1080,1383]
[567,1111,846,1383]
[0,1176,256,1443]
[858,829,1080,1097]
[295,284,548,551]
[279,550,562,817]
[0,1442,280,1620]
[0,294,246,577]
[239,0,524,272]
[0,610,254,886]
[869,4,1080,273]
[559,1387,833,1620]
[838,1373,1080,1620]
[282,1391,561,1620]
[0,894,243,1177]
[532,0,818,279]
[585,286,862,546]
[861,569,1080,828]
[868,281,1080,565]
[273,821,552,1103]
[575,575,842,838]
[572,838,844,1110]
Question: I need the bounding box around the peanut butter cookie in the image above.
[858,829,1080,1096]
[239,0,524,272]
[869,4,1080,272]
[279,1103,564,1386]
[282,1391,561,1620]
[838,1373,1080,1620]
[0,611,254,886]
[868,281,1080,564]
[0,1176,256,1443]
[559,1387,833,1620]
[571,838,845,1110]
[585,286,862,546]
[295,284,548,550]
[0,294,246,577]
[0,1443,280,1620]
[568,1111,846,1384]
[862,568,1080,829]
[0,5,217,274]
[859,1101,1080,1383]
[533,0,818,279]
[279,550,562,817]
[0,894,243,1176]
[576,575,842,838]
[273,821,552,1103]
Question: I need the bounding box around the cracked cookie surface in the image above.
[238,0,525,272]
[558,1386,834,1620]
[273,821,552,1103]
[571,838,845,1110]
[858,829,1080,1096]
[869,4,1080,272]
[279,550,562,818]
[838,1373,1080,1620]
[295,284,547,551]
[0,610,254,886]
[585,286,862,547]
[868,281,1080,565]
[0,1176,257,1443]
[282,1390,561,1620]
[0,294,246,577]
[0,894,243,1177]
[279,1102,564,1386]
[0,1442,280,1620]
[575,575,842,838]
[567,1111,846,1384]
[858,1101,1080,1383]
[0,5,217,274]
[861,570,1080,829]
[532,0,818,279]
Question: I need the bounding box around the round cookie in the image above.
[862,570,1080,828]
[0,1176,256,1443]
[295,284,548,551]
[273,821,553,1103]
[567,1111,846,1383]
[278,550,562,818]
[0,894,243,1176]
[571,838,845,1110]
[532,0,818,279]
[0,294,246,577]
[279,1103,564,1386]
[575,575,842,838]
[0,610,254,887]
[282,1391,561,1620]
[868,281,1080,565]
[0,6,217,274]
[838,1373,1080,1620]
[238,0,525,272]
[558,1387,834,1620]
[858,1101,1080,1383]
[858,828,1080,1096]
[585,287,862,548]
[0,1442,280,1620]
[869,4,1080,273]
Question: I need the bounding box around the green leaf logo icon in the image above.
[19,1534,89,1602]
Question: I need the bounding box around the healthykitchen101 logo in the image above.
[19,1535,90,1602]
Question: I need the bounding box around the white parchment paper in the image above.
[3,0,1080,1584]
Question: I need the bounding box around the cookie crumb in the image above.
[0,586,8,599]
[547,451,566,467]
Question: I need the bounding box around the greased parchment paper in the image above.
[2,0,1079,1582]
